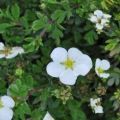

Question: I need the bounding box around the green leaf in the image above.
[84,30,98,45]
[11,3,20,20]
[32,14,48,31]
[51,10,66,23]
[8,79,28,97]
[68,100,87,120]
[0,23,12,33]
[15,102,31,120]
[31,108,43,120]
[24,37,43,53]
[51,25,63,40]
[32,19,46,31]
[105,39,119,51]
[23,74,34,89]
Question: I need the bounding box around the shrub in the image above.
[0,0,120,120]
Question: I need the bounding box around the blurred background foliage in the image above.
[0,0,120,120]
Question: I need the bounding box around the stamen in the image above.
[63,58,74,69]
[0,47,12,56]
[97,68,104,74]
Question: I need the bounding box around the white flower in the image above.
[95,58,110,78]
[43,112,54,120]
[90,98,101,107]
[90,98,103,114]
[46,47,92,85]
[89,10,111,32]
[0,42,24,59]
[0,95,15,120]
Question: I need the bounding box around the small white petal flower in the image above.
[0,42,24,59]
[95,58,110,78]
[46,47,92,85]
[90,98,103,114]
[89,10,111,33]
[0,95,15,120]
[43,112,54,120]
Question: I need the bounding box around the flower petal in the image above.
[90,98,100,107]
[96,23,104,30]
[94,10,103,18]
[90,98,95,107]
[101,19,109,25]
[95,58,101,68]
[72,53,92,76]
[90,15,98,23]
[1,96,15,108]
[50,47,67,62]
[0,54,5,58]
[6,47,24,59]
[94,106,103,114]
[77,54,93,69]
[12,47,24,54]
[59,69,77,85]
[5,51,18,59]
[68,48,82,62]
[103,14,111,19]
[43,112,54,120]
[100,73,110,78]
[0,107,13,120]
[46,62,65,77]
[73,64,92,76]
[100,60,110,70]
[0,42,5,50]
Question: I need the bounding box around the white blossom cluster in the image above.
[90,98,103,114]
[46,47,110,85]
[89,10,111,33]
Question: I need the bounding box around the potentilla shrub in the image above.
[0,0,120,120]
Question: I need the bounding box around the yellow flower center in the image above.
[0,100,3,108]
[97,67,104,74]
[0,47,12,56]
[63,58,74,69]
